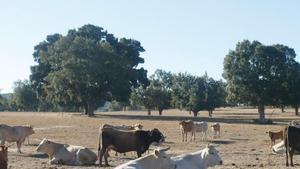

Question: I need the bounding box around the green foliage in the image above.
[171,72,226,117]
[11,80,38,111]
[30,24,148,116]
[223,40,297,121]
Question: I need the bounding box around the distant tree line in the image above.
[1,25,299,122]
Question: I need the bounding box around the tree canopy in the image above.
[30,24,148,116]
[223,40,298,122]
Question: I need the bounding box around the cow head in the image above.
[134,124,143,130]
[150,128,165,144]
[202,144,222,167]
[153,147,176,169]
[36,138,51,153]
[26,125,35,135]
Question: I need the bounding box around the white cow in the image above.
[114,147,176,169]
[194,122,208,140]
[0,124,35,153]
[172,145,222,169]
[36,138,97,165]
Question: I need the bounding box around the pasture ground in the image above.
[1,108,300,169]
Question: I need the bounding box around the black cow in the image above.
[98,126,165,166]
[285,126,300,166]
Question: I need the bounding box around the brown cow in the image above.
[285,126,300,166]
[0,124,35,153]
[0,146,8,169]
[179,120,195,142]
[211,123,221,139]
[267,130,284,146]
[98,126,165,166]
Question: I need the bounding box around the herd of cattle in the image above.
[0,119,300,168]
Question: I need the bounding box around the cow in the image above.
[36,138,97,165]
[194,121,208,140]
[285,126,300,166]
[114,147,176,169]
[103,124,143,131]
[179,120,195,142]
[102,124,144,157]
[172,144,222,169]
[266,130,284,146]
[98,126,165,166]
[211,123,221,139]
[0,124,35,153]
[0,146,8,169]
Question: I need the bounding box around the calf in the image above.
[0,124,35,153]
[98,126,165,166]
[211,123,221,139]
[172,144,222,169]
[179,120,195,142]
[285,126,300,166]
[0,146,8,169]
[266,130,283,146]
[114,147,176,169]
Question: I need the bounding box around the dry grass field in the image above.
[1,108,300,169]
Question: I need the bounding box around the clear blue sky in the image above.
[1,0,299,93]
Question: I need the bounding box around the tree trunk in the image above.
[281,106,285,113]
[189,111,191,115]
[86,101,95,117]
[84,102,88,115]
[158,108,163,116]
[147,109,151,116]
[192,111,198,117]
[258,104,266,123]
[295,106,299,116]
[208,110,213,118]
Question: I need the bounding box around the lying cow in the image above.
[179,120,195,142]
[211,123,221,139]
[194,121,208,140]
[36,138,97,166]
[0,124,35,153]
[103,124,143,131]
[98,126,165,166]
[0,146,8,169]
[285,126,300,166]
[266,130,283,146]
[114,147,176,169]
[172,144,222,169]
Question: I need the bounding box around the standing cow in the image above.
[285,126,300,166]
[211,123,221,139]
[0,124,35,153]
[194,121,208,140]
[98,125,165,166]
[179,120,195,142]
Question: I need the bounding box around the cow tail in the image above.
[97,127,102,159]
[285,126,290,166]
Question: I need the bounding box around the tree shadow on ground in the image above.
[209,140,235,144]
[85,113,293,125]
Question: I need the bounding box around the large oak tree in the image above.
[30,24,148,116]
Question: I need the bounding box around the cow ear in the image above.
[154,149,160,157]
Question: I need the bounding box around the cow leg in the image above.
[16,141,22,153]
[290,148,295,167]
[104,149,110,166]
[98,147,107,167]
[0,140,4,146]
[185,132,187,142]
[137,151,142,158]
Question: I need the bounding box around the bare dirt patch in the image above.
[1,108,300,169]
